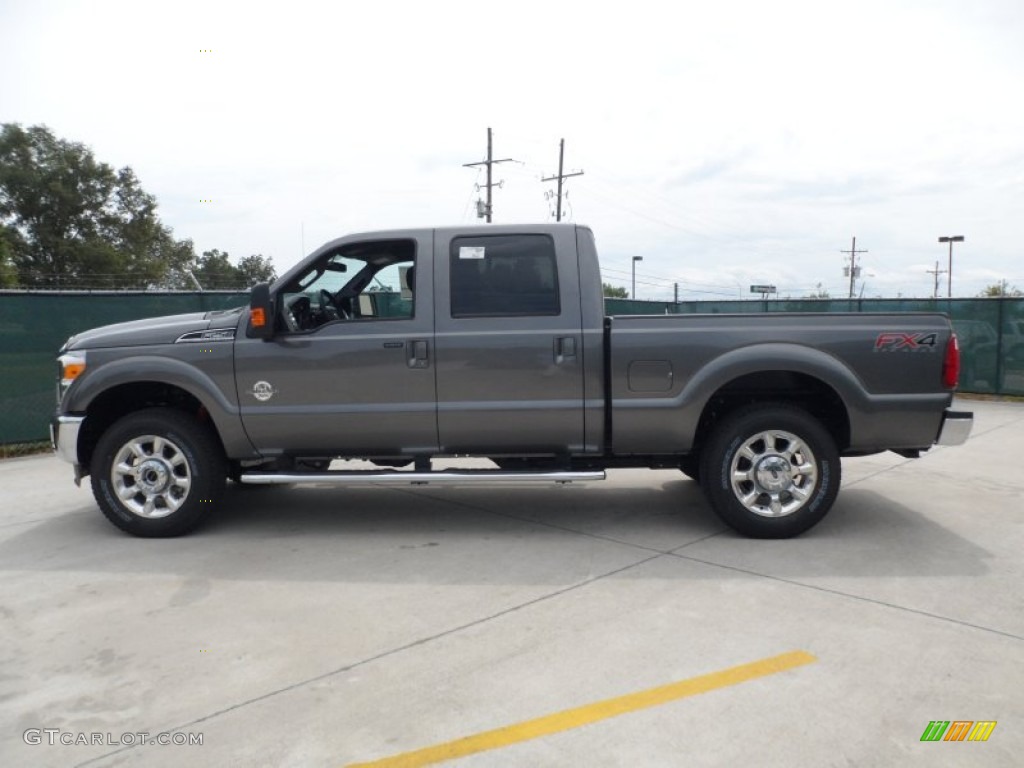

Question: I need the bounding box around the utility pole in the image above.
[926,261,947,299]
[541,138,584,222]
[841,237,868,299]
[674,282,679,304]
[463,127,514,223]
[938,235,964,298]
[632,256,643,299]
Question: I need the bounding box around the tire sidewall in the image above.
[91,408,224,537]
[702,405,839,538]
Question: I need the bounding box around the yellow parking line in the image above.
[346,650,817,768]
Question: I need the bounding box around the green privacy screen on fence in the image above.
[606,296,1024,395]
[2,292,1023,444]
[0,291,249,444]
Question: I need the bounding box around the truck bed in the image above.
[608,312,954,455]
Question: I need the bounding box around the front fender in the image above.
[64,355,258,459]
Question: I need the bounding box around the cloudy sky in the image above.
[2,0,1022,299]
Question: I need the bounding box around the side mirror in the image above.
[248,283,275,339]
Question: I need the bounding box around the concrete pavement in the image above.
[1,397,1021,767]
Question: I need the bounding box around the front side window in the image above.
[279,239,415,332]
[449,234,560,318]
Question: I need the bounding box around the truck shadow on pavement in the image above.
[0,475,993,584]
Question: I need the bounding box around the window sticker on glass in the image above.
[459,246,486,260]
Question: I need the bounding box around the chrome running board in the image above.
[239,469,606,486]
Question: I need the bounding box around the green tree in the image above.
[0,225,20,287]
[978,280,1023,298]
[238,253,277,285]
[0,123,195,288]
[603,282,629,298]
[807,282,830,299]
[193,249,242,289]
[189,250,277,289]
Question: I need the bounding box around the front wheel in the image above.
[700,404,840,538]
[679,455,701,483]
[90,408,226,537]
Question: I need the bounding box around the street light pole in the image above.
[938,235,964,298]
[632,256,643,299]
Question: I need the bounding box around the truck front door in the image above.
[433,228,585,456]
[234,232,438,459]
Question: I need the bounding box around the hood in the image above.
[64,309,241,350]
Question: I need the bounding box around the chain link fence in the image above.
[2,292,1021,444]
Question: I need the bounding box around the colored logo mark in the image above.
[920,720,997,742]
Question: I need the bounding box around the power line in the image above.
[541,138,584,222]
[600,266,738,292]
[578,173,755,247]
[598,270,738,297]
[462,127,514,223]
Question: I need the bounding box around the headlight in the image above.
[57,351,87,404]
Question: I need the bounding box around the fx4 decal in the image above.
[874,332,939,351]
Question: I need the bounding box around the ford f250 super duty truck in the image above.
[52,224,973,539]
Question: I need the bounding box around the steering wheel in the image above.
[320,289,350,319]
[282,297,301,331]
[283,294,317,331]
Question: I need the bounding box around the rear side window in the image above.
[450,234,560,317]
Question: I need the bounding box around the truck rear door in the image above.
[433,227,585,455]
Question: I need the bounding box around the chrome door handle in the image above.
[408,339,429,369]
[554,336,577,363]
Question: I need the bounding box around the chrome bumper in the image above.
[51,415,85,465]
[936,410,973,446]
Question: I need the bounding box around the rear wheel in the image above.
[700,403,840,538]
[90,408,225,537]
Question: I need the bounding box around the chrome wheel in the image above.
[729,429,817,518]
[110,434,192,518]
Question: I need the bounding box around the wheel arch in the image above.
[65,356,258,470]
[691,370,851,458]
[76,381,225,472]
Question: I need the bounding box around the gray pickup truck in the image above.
[52,224,972,539]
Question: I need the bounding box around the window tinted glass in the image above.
[280,239,415,332]
[450,234,559,317]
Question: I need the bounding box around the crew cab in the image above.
[52,224,973,538]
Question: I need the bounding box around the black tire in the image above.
[679,455,701,483]
[699,403,840,539]
[90,408,226,537]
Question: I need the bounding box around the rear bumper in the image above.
[50,414,85,465]
[936,410,973,446]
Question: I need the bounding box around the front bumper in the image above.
[936,410,973,446]
[50,414,85,465]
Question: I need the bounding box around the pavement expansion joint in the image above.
[671,551,1024,643]
[72,550,666,767]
